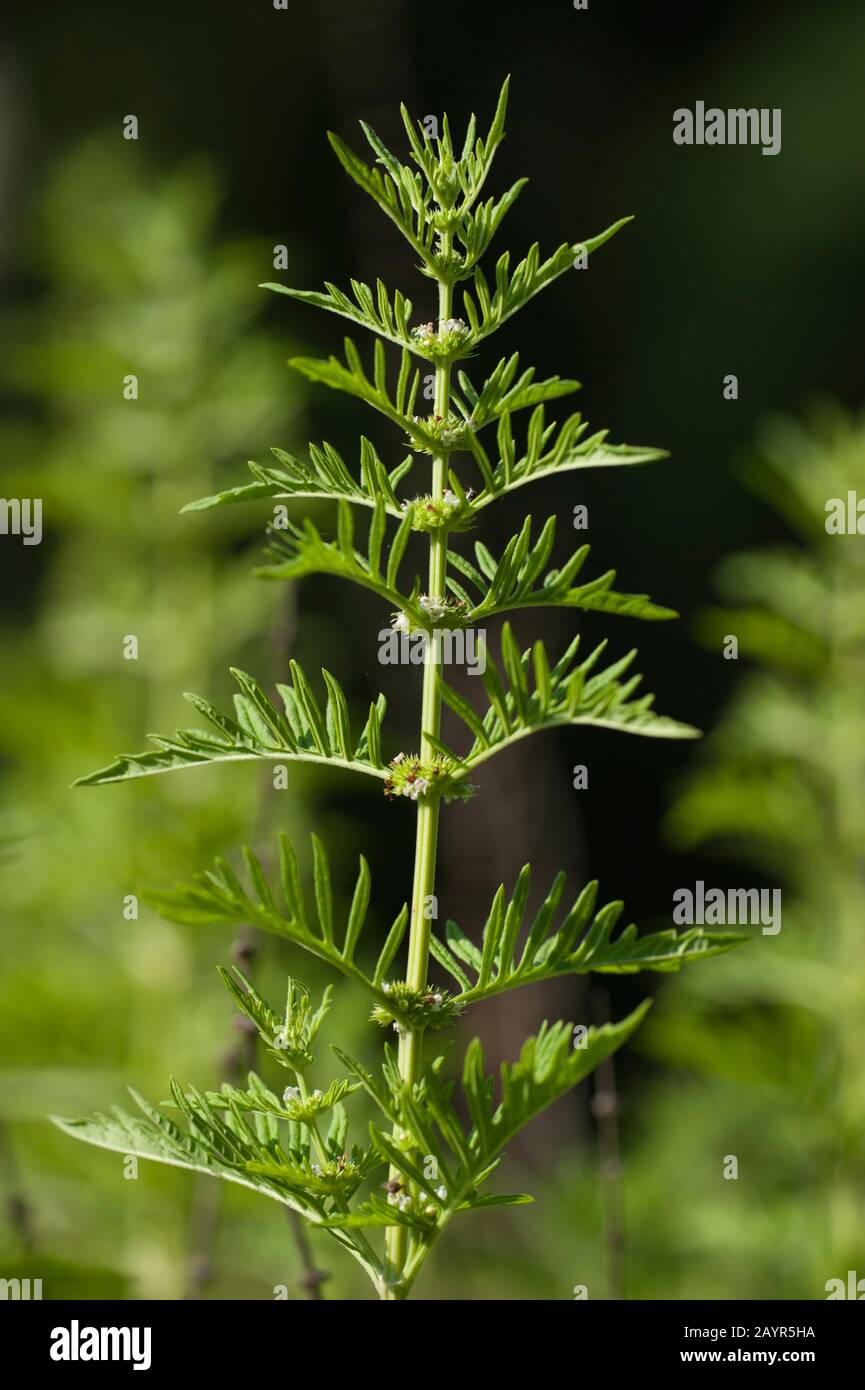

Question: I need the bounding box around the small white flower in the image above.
[396,1193,412,1211]
[419,594,447,620]
[282,1086,300,1104]
[391,610,410,633]
[312,1089,323,1101]
[392,1021,405,1035]
[429,993,443,1010]
[311,1164,322,1176]
[442,489,458,507]
[436,1184,448,1201]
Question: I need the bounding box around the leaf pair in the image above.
[325,1002,651,1262]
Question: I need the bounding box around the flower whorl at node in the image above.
[382,1174,446,1219]
[270,1026,314,1072]
[427,245,466,277]
[305,1155,362,1194]
[410,316,472,361]
[371,981,464,1033]
[383,752,475,804]
[403,487,475,534]
[279,1086,330,1123]
[390,594,470,634]
[383,1177,439,1218]
[407,412,476,454]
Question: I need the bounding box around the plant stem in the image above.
[384,242,453,1296]
[296,1073,333,1170]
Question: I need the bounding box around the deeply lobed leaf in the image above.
[430,865,747,1003]
[146,833,410,1011]
[74,665,389,786]
[435,626,700,781]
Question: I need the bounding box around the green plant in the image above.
[56,81,743,1300]
[628,402,865,1295]
[0,133,308,1298]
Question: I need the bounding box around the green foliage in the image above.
[255,499,428,624]
[0,133,313,1300]
[49,966,373,1232]
[436,626,699,778]
[466,406,666,509]
[430,867,746,1004]
[261,278,418,355]
[618,404,865,1293]
[445,515,676,621]
[146,833,408,1012]
[59,80,739,1299]
[75,665,388,785]
[185,438,411,517]
[54,973,388,1289]
[325,1004,649,1287]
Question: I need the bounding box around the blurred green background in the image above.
[0,0,862,1299]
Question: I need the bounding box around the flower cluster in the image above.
[303,1155,362,1195]
[410,316,472,360]
[404,487,475,533]
[425,246,465,281]
[269,1024,314,1072]
[383,751,474,804]
[407,411,476,454]
[371,981,464,1033]
[390,593,469,634]
[280,1085,327,1123]
[384,1175,450,1219]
